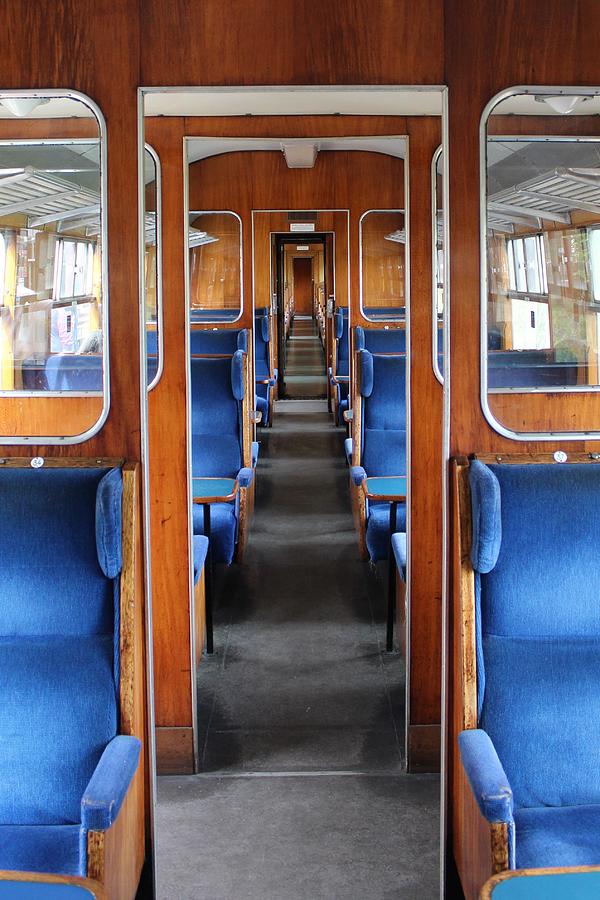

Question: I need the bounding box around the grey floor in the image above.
[282,316,328,399]
[156,398,440,899]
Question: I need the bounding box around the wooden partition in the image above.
[445,0,600,892]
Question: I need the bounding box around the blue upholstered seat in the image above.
[45,354,103,391]
[0,467,140,876]
[391,531,407,580]
[354,326,406,354]
[254,309,276,427]
[330,308,349,424]
[190,328,248,355]
[351,350,407,563]
[193,534,209,585]
[190,351,253,564]
[460,461,600,872]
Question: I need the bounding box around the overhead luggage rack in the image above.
[0,166,99,229]
[488,166,600,231]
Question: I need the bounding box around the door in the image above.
[293,257,313,315]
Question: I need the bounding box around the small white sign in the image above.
[296,245,310,251]
[290,223,315,232]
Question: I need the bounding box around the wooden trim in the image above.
[155,727,196,776]
[350,350,368,558]
[481,865,600,898]
[87,758,144,900]
[456,460,478,731]
[473,451,600,466]
[119,466,137,736]
[0,456,123,468]
[0,872,106,897]
[407,724,441,773]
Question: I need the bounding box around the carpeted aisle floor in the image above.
[282,315,328,399]
[155,400,440,899]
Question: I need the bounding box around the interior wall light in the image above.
[0,97,51,117]
[534,95,589,115]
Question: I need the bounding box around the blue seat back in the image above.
[45,355,103,391]
[190,328,247,355]
[355,326,406,354]
[334,308,349,377]
[190,352,244,478]
[254,310,271,377]
[0,467,122,826]
[359,350,406,475]
[470,461,600,810]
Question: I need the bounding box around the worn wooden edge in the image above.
[119,464,137,736]
[456,459,478,731]
[473,451,600,465]
[491,823,510,875]
[480,865,600,898]
[0,871,106,897]
[155,727,196,775]
[407,724,441,773]
[0,456,124,468]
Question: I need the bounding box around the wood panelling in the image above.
[143,119,196,771]
[445,3,600,892]
[140,1,444,87]
[189,212,242,311]
[0,396,103,437]
[405,118,443,765]
[361,210,405,310]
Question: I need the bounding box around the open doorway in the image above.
[274,232,328,399]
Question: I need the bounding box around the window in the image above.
[506,234,548,296]
[54,238,95,300]
[588,228,600,302]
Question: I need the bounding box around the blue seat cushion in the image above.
[193,535,209,585]
[366,501,407,563]
[192,502,237,565]
[256,392,269,426]
[391,532,406,576]
[0,636,117,825]
[514,804,600,870]
[0,824,83,876]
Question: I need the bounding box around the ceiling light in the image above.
[281,143,319,168]
[1,97,50,117]
[534,95,588,115]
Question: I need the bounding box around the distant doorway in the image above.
[292,257,314,315]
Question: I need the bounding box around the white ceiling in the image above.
[492,94,600,117]
[144,87,443,117]
[186,135,407,163]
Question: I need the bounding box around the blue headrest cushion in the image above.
[231,350,245,401]
[359,350,374,398]
[261,317,270,343]
[96,468,123,578]
[237,329,248,352]
[355,326,365,351]
[469,461,501,573]
[335,309,344,340]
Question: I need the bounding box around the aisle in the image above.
[156,401,439,899]
[283,315,327,399]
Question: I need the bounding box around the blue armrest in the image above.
[251,441,260,468]
[81,735,141,830]
[193,534,209,584]
[458,729,514,824]
[350,465,367,486]
[238,467,255,488]
[273,368,278,380]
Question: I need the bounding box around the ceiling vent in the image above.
[281,143,319,168]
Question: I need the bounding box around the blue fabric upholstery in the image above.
[356,351,407,563]
[45,355,102,391]
[190,354,248,563]
[231,349,245,400]
[514,805,600,870]
[0,466,133,877]
[193,535,209,584]
[81,736,141,830]
[391,532,406,576]
[465,461,600,871]
[251,440,259,467]
[458,730,514,825]
[469,461,501,573]
[192,502,237,564]
[0,826,83,876]
[344,438,353,465]
[254,310,274,425]
[366,502,407,561]
[189,329,248,356]
[355,326,406,354]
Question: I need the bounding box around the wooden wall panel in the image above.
[445,1,600,892]
[140,0,444,87]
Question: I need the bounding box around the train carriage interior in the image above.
[0,4,600,899]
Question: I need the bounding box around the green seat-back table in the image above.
[481,867,600,899]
